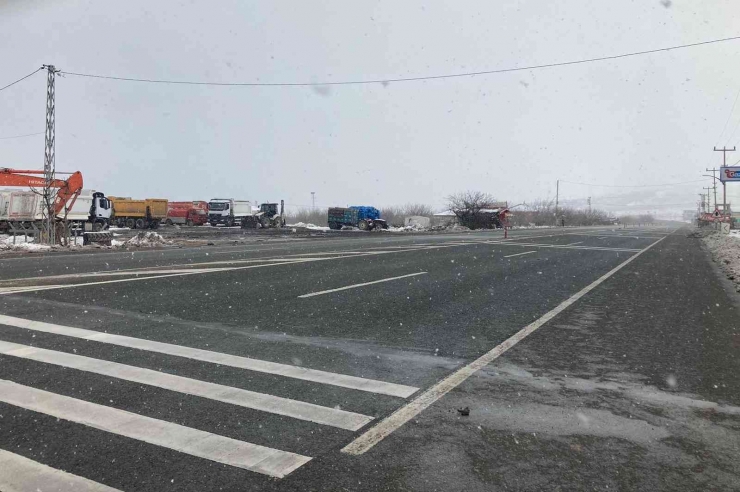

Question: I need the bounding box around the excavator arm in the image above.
[0,168,84,217]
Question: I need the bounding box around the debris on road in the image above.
[457,406,470,416]
[126,231,172,247]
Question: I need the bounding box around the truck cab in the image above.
[208,199,233,226]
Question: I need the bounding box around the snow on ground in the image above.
[126,232,172,247]
[701,228,740,291]
[287,222,331,232]
[0,235,51,252]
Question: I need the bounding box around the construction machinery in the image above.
[0,168,112,236]
[241,200,285,229]
[108,197,167,229]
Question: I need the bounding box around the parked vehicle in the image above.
[108,197,167,229]
[0,169,112,233]
[328,206,387,230]
[166,201,208,226]
[241,200,285,229]
[208,198,252,226]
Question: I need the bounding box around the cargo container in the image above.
[208,198,252,226]
[166,201,208,226]
[109,197,168,229]
[0,190,39,224]
[328,206,387,230]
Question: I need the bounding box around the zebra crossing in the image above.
[0,314,419,488]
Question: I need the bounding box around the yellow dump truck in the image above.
[108,197,168,229]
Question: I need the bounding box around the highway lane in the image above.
[2,226,734,491]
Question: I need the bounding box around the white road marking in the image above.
[503,251,537,259]
[0,380,311,478]
[0,340,373,431]
[298,272,428,298]
[341,233,669,455]
[563,241,583,246]
[0,314,418,398]
[0,448,122,492]
[485,241,641,252]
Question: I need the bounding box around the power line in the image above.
[0,131,45,140]
[58,35,740,87]
[0,67,43,92]
[560,178,708,188]
[715,85,740,144]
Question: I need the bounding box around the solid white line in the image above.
[564,241,583,246]
[0,314,418,398]
[341,233,668,455]
[298,272,428,298]
[0,448,122,492]
[0,340,373,431]
[503,251,536,259]
[0,380,311,478]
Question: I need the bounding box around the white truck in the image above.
[207,199,252,227]
[0,189,112,233]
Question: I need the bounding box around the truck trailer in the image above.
[208,198,252,227]
[109,197,167,229]
[0,189,112,232]
[328,206,387,230]
[166,201,208,226]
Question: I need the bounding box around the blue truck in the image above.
[327,206,388,230]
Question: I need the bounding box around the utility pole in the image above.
[703,186,713,212]
[699,193,706,214]
[311,192,315,210]
[42,64,59,245]
[555,179,559,225]
[713,146,736,214]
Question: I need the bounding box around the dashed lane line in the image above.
[0,340,373,431]
[0,380,311,478]
[0,449,123,492]
[503,251,537,258]
[0,314,418,398]
[298,272,428,298]
[341,233,669,456]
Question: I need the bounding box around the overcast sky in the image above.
[1,0,739,216]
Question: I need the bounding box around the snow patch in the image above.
[287,222,331,232]
[126,232,172,247]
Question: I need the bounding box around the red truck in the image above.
[165,201,208,226]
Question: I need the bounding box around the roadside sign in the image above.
[721,223,731,234]
[713,209,720,217]
[720,166,740,182]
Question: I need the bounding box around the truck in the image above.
[208,199,252,227]
[108,197,167,229]
[328,206,388,231]
[165,201,208,226]
[0,169,113,243]
[241,200,286,229]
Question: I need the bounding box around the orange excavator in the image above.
[0,168,84,216]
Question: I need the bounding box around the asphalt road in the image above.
[0,226,738,491]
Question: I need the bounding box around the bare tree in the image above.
[446,191,500,229]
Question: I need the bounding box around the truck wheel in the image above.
[165,219,173,226]
[358,220,369,231]
[186,219,193,227]
[125,218,135,229]
[261,217,270,228]
[92,222,103,232]
[225,217,234,227]
[151,221,160,229]
[135,218,145,229]
[272,218,282,228]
